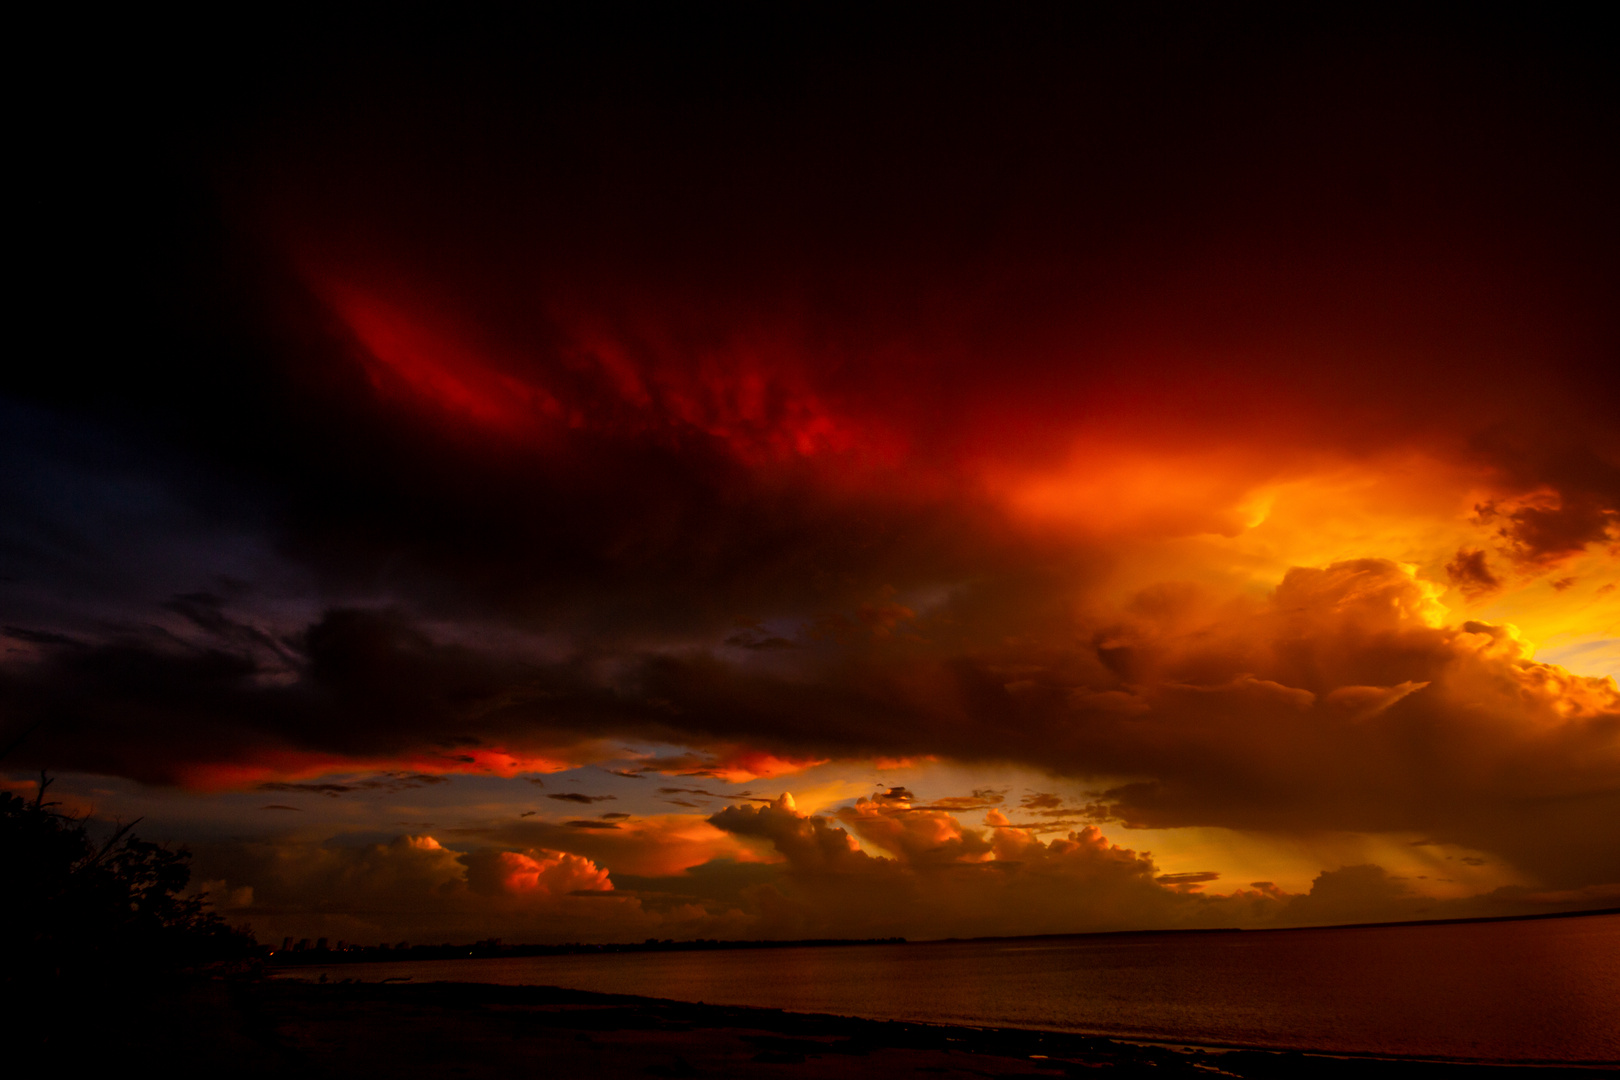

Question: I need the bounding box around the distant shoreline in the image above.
[268,903,1620,968]
[945,902,1620,945]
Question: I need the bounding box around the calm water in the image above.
[285,913,1620,1063]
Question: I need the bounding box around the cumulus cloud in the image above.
[1065,561,1620,888]
[461,847,612,897]
[698,794,1256,937]
[687,792,1601,938]
[695,794,1183,938]
[192,833,653,945]
[710,794,874,874]
[188,799,1611,945]
[7,555,1617,896]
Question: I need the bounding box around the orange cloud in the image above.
[463,848,612,897]
[839,798,994,865]
[174,749,586,792]
[630,749,831,785]
[476,813,759,879]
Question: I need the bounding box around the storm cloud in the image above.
[6,8,1617,942]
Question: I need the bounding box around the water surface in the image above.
[285,913,1620,1063]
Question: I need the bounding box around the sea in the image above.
[282,912,1620,1064]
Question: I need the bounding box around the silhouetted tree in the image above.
[1,775,257,992]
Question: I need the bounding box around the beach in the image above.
[262,915,1620,1065]
[89,977,1608,1078]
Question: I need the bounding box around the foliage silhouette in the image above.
[1,774,257,991]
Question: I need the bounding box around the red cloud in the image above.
[463,848,611,897]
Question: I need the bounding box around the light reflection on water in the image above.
[285,913,1620,1063]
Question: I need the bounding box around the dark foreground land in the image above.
[50,978,1614,1077]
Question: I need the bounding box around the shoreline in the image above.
[265,905,1620,969]
[252,978,1617,1075]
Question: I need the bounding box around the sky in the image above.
[5,8,1618,947]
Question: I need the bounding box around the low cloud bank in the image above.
[193,792,1616,945]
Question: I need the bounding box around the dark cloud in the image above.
[12,8,1614,649]
[1445,548,1501,598]
[547,793,616,805]
[1467,432,1620,570]
[1156,872,1221,887]
[260,773,450,797]
[915,790,1006,812]
[3,7,1616,943]
[612,859,783,912]
[657,787,770,803]
[709,798,875,876]
[163,592,300,666]
[260,782,350,798]
[1279,866,1420,927]
[1477,497,1619,569]
[0,606,683,784]
[725,624,798,651]
[3,627,85,648]
[6,551,1617,895]
[864,788,1008,814]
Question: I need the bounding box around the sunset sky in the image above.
[6,8,1617,946]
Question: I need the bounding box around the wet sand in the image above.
[89,977,1609,1077]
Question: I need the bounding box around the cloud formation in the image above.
[5,548,1617,896]
[4,9,1617,942]
[193,810,1617,946]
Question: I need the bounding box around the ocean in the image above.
[282,912,1620,1063]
